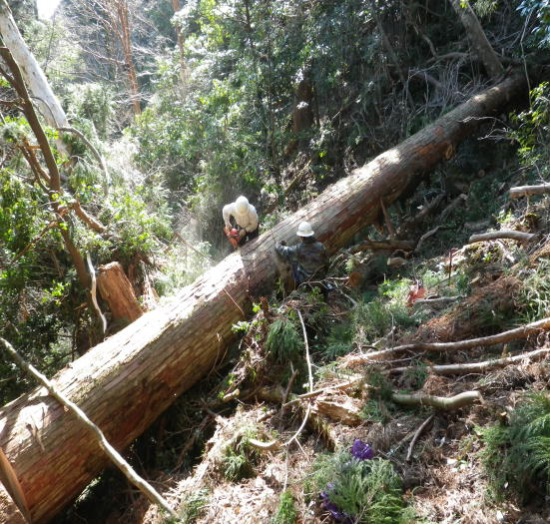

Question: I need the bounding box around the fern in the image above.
[272,490,297,524]
[479,391,550,502]
[265,317,303,363]
[311,450,416,523]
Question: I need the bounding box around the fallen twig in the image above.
[406,415,434,461]
[390,348,549,375]
[0,337,178,520]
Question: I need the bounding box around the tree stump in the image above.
[97,262,143,323]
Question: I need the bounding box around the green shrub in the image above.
[310,448,416,523]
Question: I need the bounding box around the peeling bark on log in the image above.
[0,73,532,523]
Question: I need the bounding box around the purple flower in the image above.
[350,439,374,460]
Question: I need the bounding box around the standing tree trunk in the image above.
[449,0,504,78]
[0,0,69,129]
[114,0,142,115]
[0,73,530,523]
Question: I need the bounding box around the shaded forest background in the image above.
[0,0,549,523]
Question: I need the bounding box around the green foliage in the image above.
[272,490,297,524]
[64,83,115,140]
[310,450,415,523]
[509,82,550,173]
[221,448,252,482]
[478,392,550,503]
[323,321,354,361]
[352,279,417,344]
[517,0,550,49]
[265,317,303,364]
[360,368,398,424]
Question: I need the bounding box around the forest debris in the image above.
[390,348,549,376]
[86,253,107,335]
[406,281,426,307]
[414,225,442,254]
[97,261,143,323]
[439,193,467,221]
[247,438,281,452]
[391,390,482,410]
[350,238,416,253]
[312,397,363,426]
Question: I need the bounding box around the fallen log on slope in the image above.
[0,73,531,523]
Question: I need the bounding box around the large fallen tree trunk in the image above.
[0,73,531,523]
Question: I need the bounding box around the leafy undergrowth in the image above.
[58,151,549,525]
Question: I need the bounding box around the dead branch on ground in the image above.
[391,390,482,410]
[345,318,549,363]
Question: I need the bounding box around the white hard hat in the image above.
[297,221,315,237]
[235,195,249,214]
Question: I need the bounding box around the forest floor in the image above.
[60,162,550,525]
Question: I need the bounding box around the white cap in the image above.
[297,221,314,237]
[235,195,249,214]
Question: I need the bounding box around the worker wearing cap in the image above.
[223,195,259,247]
[275,221,329,287]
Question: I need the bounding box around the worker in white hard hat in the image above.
[222,195,259,248]
[275,221,328,287]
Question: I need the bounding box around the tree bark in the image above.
[0,72,531,523]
